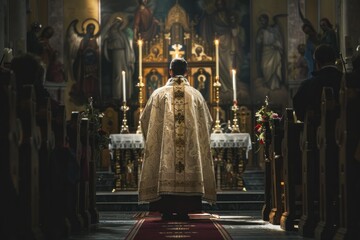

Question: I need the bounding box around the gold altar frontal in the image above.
[109,133,252,192]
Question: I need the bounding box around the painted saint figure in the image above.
[103,15,135,100]
[200,0,246,102]
[66,19,101,105]
[133,0,159,41]
[255,13,286,90]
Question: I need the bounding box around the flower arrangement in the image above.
[83,97,110,150]
[254,96,280,145]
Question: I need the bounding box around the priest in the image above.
[138,57,216,220]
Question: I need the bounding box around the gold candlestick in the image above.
[231,100,240,133]
[136,76,144,134]
[120,101,129,134]
[212,75,223,133]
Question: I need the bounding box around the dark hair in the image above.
[302,23,316,33]
[314,44,336,65]
[169,58,187,75]
[320,18,333,29]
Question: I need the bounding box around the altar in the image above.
[109,133,252,191]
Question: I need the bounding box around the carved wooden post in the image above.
[37,97,55,236]
[17,85,43,239]
[261,120,271,221]
[50,105,71,238]
[88,120,99,224]
[298,110,320,237]
[280,109,303,231]
[79,117,91,228]
[314,88,340,239]
[334,75,360,240]
[0,71,22,239]
[67,112,84,232]
[269,118,284,225]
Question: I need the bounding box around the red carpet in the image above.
[125,212,232,240]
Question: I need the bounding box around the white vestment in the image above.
[139,76,216,204]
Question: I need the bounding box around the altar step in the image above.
[96,190,264,211]
[95,169,265,211]
[96,169,265,192]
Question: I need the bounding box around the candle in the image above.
[232,69,236,102]
[138,39,143,78]
[122,70,126,100]
[215,39,219,78]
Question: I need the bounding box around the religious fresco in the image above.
[99,0,250,104]
[65,18,101,105]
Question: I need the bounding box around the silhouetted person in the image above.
[27,22,43,55]
[301,23,320,78]
[319,18,339,58]
[293,44,342,122]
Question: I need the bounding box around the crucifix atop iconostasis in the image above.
[169,44,185,59]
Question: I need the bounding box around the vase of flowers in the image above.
[254,96,280,146]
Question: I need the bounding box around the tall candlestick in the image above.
[232,69,236,101]
[215,39,219,78]
[138,39,143,78]
[122,70,126,100]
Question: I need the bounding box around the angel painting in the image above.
[65,18,100,105]
[101,13,135,100]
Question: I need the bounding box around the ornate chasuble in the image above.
[139,76,216,204]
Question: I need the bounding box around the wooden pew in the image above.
[333,74,360,240]
[314,87,340,239]
[298,110,320,237]
[268,118,284,225]
[66,111,84,233]
[17,85,43,239]
[280,109,303,231]
[0,71,22,239]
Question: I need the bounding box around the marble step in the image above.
[96,191,264,211]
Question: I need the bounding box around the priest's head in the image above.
[169,57,187,76]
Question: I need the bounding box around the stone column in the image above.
[9,0,26,56]
[339,0,360,69]
[0,0,5,51]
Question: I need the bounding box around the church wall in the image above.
[14,0,359,119]
[340,0,360,61]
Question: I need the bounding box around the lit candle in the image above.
[215,39,219,78]
[232,69,236,102]
[122,70,126,101]
[138,39,143,78]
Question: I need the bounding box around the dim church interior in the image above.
[1,0,360,239]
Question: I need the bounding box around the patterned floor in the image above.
[67,211,314,240]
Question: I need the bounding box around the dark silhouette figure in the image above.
[27,22,43,55]
[293,44,342,121]
[38,26,65,83]
[319,18,339,58]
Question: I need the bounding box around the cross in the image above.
[170,44,185,59]
[175,161,185,173]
